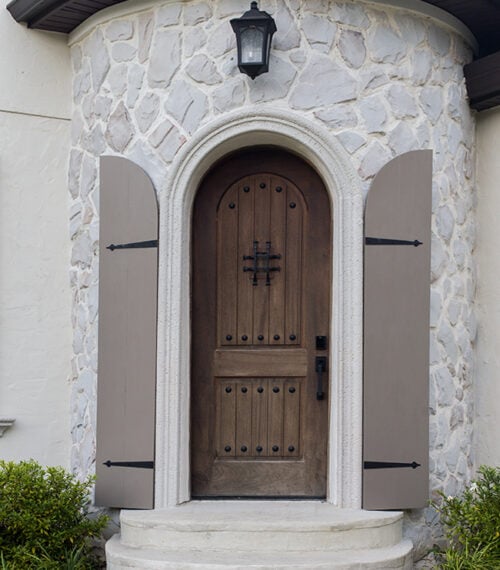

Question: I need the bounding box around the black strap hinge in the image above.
[365,237,422,247]
[364,461,421,470]
[106,240,158,251]
[103,460,154,469]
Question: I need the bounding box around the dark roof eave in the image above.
[7,0,126,34]
[465,51,500,112]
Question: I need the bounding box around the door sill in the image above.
[191,495,326,501]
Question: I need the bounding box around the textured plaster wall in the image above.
[68,0,476,559]
[475,108,500,469]
[0,0,73,466]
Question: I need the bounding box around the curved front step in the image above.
[106,535,414,569]
[119,502,404,553]
[121,501,402,552]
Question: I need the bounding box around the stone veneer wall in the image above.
[68,0,476,560]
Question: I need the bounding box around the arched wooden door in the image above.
[191,148,331,497]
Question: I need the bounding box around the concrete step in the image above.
[106,535,414,569]
[119,501,404,553]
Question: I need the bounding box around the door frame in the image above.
[155,108,363,509]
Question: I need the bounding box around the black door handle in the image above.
[315,357,327,400]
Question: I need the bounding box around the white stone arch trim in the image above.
[156,107,364,509]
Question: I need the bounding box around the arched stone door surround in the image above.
[156,108,363,509]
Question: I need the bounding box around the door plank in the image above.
[218,186,239,346]
[284,379,301,458]
[269,177,286,346]
[237,179,255,345]
[252,175,271,343]
[285,185,303,346]
[236,382,253,457]
[252,380,269,456]
[217,380,236,458]
[268,379,284,457]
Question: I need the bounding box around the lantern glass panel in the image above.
[240,26,265,64]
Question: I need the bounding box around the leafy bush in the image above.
[0,460,108,569]
[433,465,500,569]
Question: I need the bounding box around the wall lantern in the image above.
[230,2,277,80]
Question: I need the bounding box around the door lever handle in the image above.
[315,357,327,400]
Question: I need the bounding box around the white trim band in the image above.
[155,107,364,509]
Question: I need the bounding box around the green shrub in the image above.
[433,465,500,569]
[0,460,108,569]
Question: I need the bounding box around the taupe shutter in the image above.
[95,156,158,509]
[363,150,432,510]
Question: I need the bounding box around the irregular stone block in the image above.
[249,55,296,103]
[165,80,208,134]
[358,140,391,179]
[183,2,212,26]
[420,86,443,123]
[184,27,207,58]
[157,3,181,27]
[84,29,110,91]
[367,24,406,64]
[138,12,154,63]
[213,78,246,114]
[314,105,358,128]
[329,2,370,28]
[127,64,145,108]
[105,101,134,151]
[337,131,366,154]
[387,84,418,118]
[360,94,387,133]
[146,121,172,151]
[148,29,181,88]
[302,14,336,53]
[186,54,222,85]
[105,20,134,42]
[339,30,366,69]
[207,21,235,58]
[135,93,160,133]
[273,3,301,51]
[107,64,127,97]
[112,42,137,63]
[290,56,357,109]
[158,127,186,163]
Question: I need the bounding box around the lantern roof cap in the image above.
[231,1,277,32]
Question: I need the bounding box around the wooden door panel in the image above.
[192,149,331,498]
[216,378,303,459]
[213,348,307,376]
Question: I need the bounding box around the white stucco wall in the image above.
[475,107,500,469]
[0,1,73,467]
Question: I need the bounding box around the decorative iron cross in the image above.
[243,241,281,286]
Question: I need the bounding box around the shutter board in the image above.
[95,156,158,509]
[363,150,432,510]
